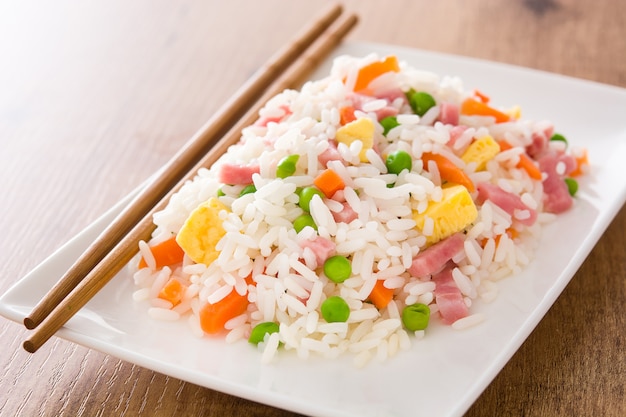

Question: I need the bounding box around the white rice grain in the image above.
[464,239,483,268]
[353,350,372,368]
[207,285,234,304]
[149,267,172,299]
[132,288,150,302]
[452,313,486,330]
[225,325,248,344]
[347,307,380,323]
[452,267,477,298]
[188,314,204,338]
[138,240,156,271]
[148,307,180,321]
[261,332,281,364]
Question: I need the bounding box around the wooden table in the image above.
[1,1,624,415]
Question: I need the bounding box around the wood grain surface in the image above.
[1,1,624,416]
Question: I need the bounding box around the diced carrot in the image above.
[368,279,394,310]
[339,106,357,125]
[199,289,249,334]
[506,227,519,240]
[158,277,186,307]
[491,228,520,248]
[460,97,510,123]
[244,272,256,287]
[138,236,185,269]
[421,152,475,192]
[569,148,589,177]
[498,140,543,180]
[481,228,519,248]
[473,89,491,103]
[517,153,543,180]
[497,140,513,151]
[352,55,400,93]
[313,168,345,198]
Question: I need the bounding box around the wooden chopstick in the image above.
[23,11,358,353]
[22,2,345,331]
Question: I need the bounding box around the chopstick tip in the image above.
[23,339,38,354]
[23,316,37,330]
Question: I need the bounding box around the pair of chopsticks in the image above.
[23,3,358,353]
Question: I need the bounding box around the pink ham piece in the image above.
[438,102,460,126]
[348,93,399,121]
[538,151,576,213]
[372,87,406,104]
[374,106,399,121]
[476,182,538,226]
[331,201,358,224]
[408,233,465,278]
[526,124,555,158]
[446,125,468,148]
[217,162,260,185]
[433,266,469,325]
[300,236,336,268]
[318,140,343,168]
[254,104,291,127]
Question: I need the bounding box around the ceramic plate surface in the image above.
[2,42,626,417]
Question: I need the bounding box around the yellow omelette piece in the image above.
[176,197,227,266]
[412,185,478,245]
[461,134,500,171]
[335,117,374,162]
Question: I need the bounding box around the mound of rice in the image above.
[131,54,585,367]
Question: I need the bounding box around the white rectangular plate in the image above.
[2,42,626,417]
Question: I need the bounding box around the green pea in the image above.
[216,187,225,197]
[550,133,568,146]
[564,178,578,196]
[323,255,352,283]
[239,184,256,197]
[276,154,300,179]
[249,322,280,345]
[298,186,324,212]
[407,89,436,116]
[294,214,317,233]
[402,303,430,331]
[385,150,413,175]
[380,116,399,136]
[321,296,350,323]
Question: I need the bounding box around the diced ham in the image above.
[318,140,343,167]
[254,104,291,127]
[526,123,554,158]
[373,87,406,104]
[446,125,468,148]
[432,266,469,324]
[408,233,465,278]
[538,151,574,213]
[438,102,460,126]
[526,131,548,159]
[254,114,283,127]
[348,93,399,121]
[476,182,538,226]
[217,163,260,185]
[300,236,336,268]
[374,105,399,121]
[558,152,577,174]
[331,201,358,224]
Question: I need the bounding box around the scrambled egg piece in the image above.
[413,185,478,245]
[176,197,227,265]
[335,117,374,162]
[461,135,500,171]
